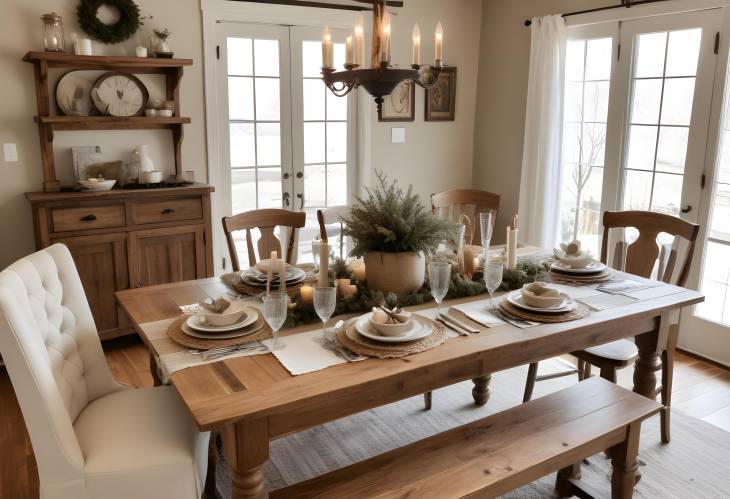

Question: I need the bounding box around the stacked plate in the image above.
[241,266,307,288]
[549,260,612,283]
[348,312,433,344]
[504,289,577,315]
[182,306,264,339]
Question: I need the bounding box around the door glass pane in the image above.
[302,41,322,78]
[303,79,325,120]
[623,170,653,210]
[254,39,280,77]
[661,78,696,125]
[230,123,255,167]
[304,164,326,207]
[631,79,662,124]
[303,122,325,164]
[710,183,730,241]
[327,164,348,206]
[258,167,282,208]
[232,169,256,214]
[559,37,612,254]
[228,38,253,76]
[651,173,683,215]
[228,77,254,120]
[326,89,348,120]
[326,122,347,163]
[655,127,689,174]
[635,32,667,78]
[255,78,280,121]
[626,125,657,171]
[256,123,281,166]
[666,29,702,77]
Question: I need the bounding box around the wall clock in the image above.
[91,72,148,116]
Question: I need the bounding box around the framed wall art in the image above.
[425,67,456,122]
[379,81,415,122]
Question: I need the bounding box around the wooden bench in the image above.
[272,377,661,499]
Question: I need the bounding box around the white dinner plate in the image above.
[354,312,433,343]
[181,320,264,340]
[186,307,259,333]
[551,260,607,275]
[505,290,576,314]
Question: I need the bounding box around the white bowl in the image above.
[157,109,173,117]
[78,179,116,191]
[558,253,594,269]
[199,301,248,327]
[368,311,414,337]
[521,285,564,309]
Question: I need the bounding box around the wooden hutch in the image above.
[23,52,214,340]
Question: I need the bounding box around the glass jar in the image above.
[41,13,65,52]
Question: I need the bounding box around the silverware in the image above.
[435,317,469,336]
[488,306,538,327]
[200,342,270,360]
[439,312,480,334]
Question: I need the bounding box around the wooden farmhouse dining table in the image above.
[116,254,703,499]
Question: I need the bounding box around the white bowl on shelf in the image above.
[78,179,116,191]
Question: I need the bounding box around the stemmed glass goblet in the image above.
[314,286,337,337]
[479,211,495,267]
[484,259,504,308]
[261,291,288,351]
[429,260,452,317]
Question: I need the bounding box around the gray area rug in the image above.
[216,360,730,497]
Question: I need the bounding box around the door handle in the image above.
[80,214,97,222]
[283,172,290,180]
[161,208,175,215]
[297,193,304,210]
[680,205,693,214]
[283,192,290,207]
[296,171,303,179]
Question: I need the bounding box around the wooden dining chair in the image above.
[317,206,351,260]
[523,210,700,443]
[222,209,306,271]
[431,188,501,244]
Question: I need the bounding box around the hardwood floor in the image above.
[1,335,729,499]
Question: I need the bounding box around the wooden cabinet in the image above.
[27,184,214,340]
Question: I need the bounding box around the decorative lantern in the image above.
[41,13,65,52]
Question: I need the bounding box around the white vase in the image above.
[364,251,426,295]
[133,145,155,173]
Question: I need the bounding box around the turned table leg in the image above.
[472,375,491,406]
[609,422,641,499]
[633,312,670,399]
[222,418,270,499]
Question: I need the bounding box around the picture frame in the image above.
[379,80,415,122]
[425,67,457,122]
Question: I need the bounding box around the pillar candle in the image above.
[336,278,351,288]
[300,285,313,304]
[279,258,287,293]
[318,242,329,287]
[267,251,277,294]
[341,284,358,299]
[506,227,518,270]
[463,246,474,275]
[351,260,366,282]
[473,256,481,272]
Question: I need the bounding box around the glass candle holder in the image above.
[41,13,65,52]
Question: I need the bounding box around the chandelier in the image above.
[321,0,444,114]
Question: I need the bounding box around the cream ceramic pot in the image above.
[364,251,426,295]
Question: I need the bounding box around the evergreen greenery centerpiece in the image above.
[343,172,457,294]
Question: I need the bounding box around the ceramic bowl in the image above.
[157,109,173,117]
[369,311,414,337]
[78,179,116,191]
[558,253,593,269]
[198,301,248,327]
[521,285,564,309]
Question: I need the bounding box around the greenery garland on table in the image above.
[77,0,141,44]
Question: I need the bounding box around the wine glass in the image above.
[479,212,495,264]
[314,286,337,337]
[261,292,288,351]
[429,260,452,317]
[484,259,504,308]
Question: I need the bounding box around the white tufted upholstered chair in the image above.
[0,244,210,499]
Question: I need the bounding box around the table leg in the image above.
[632,312,670,399]
[222,418,270,499]
[149,351,162,387]
[609,422,641,499]
[472,375,491,406]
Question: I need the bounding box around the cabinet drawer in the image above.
[51,205,126,232]
[132,198,204,225]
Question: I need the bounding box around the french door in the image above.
[215,23,356,267]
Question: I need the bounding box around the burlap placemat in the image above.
[166,315,271,350]
[499,300,590,323]
[220,271,314,299]
[336,319,447,359]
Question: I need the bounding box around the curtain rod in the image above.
[523,0,670,27]
[228,0,403,11]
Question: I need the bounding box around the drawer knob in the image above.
[80,214,97,222]
[162,208,175,215]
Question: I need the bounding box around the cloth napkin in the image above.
[263,329,352,375]
[450,301,507,328]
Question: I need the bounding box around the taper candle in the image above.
[279,258,287,293]
[345,34,353,66]
[380,13,392,64]
[318,242,329,287]
[435,21,444,64]
[354,15,365,66]
[267,250,277,294]
[412,24,421,65]
[506,222,518,271]
[322,26,333,68]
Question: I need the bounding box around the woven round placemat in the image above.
[167,315,271,350]
[498,300,589,323]
[549,269,613,284]
[220,271,314,299]
[336,319,447,359]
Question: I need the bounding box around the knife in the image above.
[435,317,470,336]
[439,312,480,334]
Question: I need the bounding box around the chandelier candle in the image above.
[380,12,392,64]
[412,24,421,66]
[435,22,444,64]
[322,26,333,69]
[346,34,353,66]
[355,15,365,66]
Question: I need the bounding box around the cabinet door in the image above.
[52,233,129,338]
[130,225,206,287]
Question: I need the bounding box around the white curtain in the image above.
[518,15,567,248]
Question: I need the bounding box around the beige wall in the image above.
[367,0,483,203]
[473,0,607,242]
[0,0,206,268]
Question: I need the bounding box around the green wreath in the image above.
[77,0,141,44]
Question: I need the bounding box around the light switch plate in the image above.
[3,143,18,162]
[391,127,406,144]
